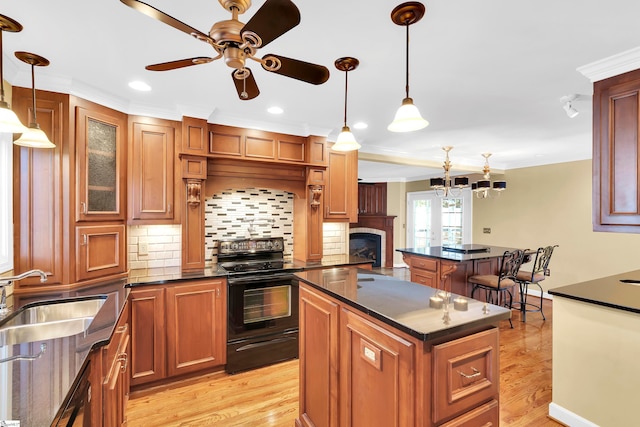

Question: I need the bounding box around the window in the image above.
[0,133,13,273]
[406,190,472,248]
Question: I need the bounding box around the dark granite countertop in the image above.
[295,268,511,341]
[0,279,128,426]
[549,269,640,314]
[397,245,519,262]
[127,255,373,287]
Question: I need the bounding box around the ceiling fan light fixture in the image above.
[388,97,429,132]
[14,51,54,149]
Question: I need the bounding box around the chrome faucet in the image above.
[0,269,48,314]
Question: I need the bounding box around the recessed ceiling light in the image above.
[128,80,151,91]
[267,106,283,114]
[353,122,368,129]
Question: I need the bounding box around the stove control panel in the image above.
[218,237,284,255]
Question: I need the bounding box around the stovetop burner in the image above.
[218,237,288,275]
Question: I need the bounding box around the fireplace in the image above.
[350,215,396,268]
[349,233,382,268]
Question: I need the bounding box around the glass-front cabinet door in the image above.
[76,106,126,221]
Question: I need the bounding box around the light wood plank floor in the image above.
[127,268,562,426]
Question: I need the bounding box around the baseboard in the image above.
[548,402,599,427]
[525,287,553,300]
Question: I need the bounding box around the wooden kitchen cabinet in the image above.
[297,281,501,427]
[128,116,178,223]
[129,278,227,388]
[358,182,387,216]
[75,103,127,222]
[102,301,130,427]
[593,68,640,232]
[75,224,127,282]
[166,280,226,377]
[325,146,358,222]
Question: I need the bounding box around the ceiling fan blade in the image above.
[241,0,300,48]
[120,0,213,43]
[262,55,329,85]
[146,57,214,71]
[232,69,260,100]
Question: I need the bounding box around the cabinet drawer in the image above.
[432,328,499,424]
[411,257,438,272]
[439,399,498,427]
[412,271,438,288]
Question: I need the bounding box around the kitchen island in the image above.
[548,270,640,427]
[397,245,519,297]
[295,267,510,427]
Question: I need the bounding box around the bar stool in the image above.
[469,249,526,328]
[515,245,558,322]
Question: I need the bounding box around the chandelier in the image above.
[430,146,469,197]
[472,153,506,198]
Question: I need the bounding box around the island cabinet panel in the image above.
[130,287,167,386]
[166,280,226,377]
[128,117,178,223]
[593,68,640,232]
[432,328,499,425]
[340,308,416,427]
[298,285,340,427]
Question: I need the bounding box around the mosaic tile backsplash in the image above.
[204,188,295,264]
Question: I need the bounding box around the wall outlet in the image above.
[483,227,491,234]
[138,242,149,255]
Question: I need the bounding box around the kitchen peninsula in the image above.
[295,268,510,426]
[548,270,640,427]
[398,245,519,296]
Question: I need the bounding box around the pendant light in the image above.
[13,51,55,148]
[387,2,429,133]
[332,57,361,151]
[0,14,28,134]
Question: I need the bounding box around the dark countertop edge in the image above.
[126,257,374,288]
[397,246,519,262]
[549,269,640,314]
[3,281,128,426]
[295,269,510,342]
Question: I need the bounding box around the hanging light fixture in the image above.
[387,2,429,133]
[0,14,28,134]
[332,57,361,152]
[472,153,506,198]
[430,146,468,197]
[13,51,55,148]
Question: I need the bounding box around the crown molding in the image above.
[577,46,640,83]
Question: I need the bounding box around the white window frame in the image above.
[406,189,472,248]
[0,133,13,273]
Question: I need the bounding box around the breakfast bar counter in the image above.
[397,245,519,296]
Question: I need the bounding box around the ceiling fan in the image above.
[120,0,330,100]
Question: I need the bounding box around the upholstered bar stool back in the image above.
[469,249,526,328]
[515,245,558,322]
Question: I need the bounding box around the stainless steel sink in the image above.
[0,297,105,346]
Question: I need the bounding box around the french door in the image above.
[406,190,472,248]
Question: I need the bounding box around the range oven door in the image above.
[226,272,299,373]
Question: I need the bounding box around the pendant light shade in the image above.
[332,57,361,152]
[13,51,54,149]
[0,14,28,135]
[388,2,428,133]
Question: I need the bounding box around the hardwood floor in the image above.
[127,268,562,426]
